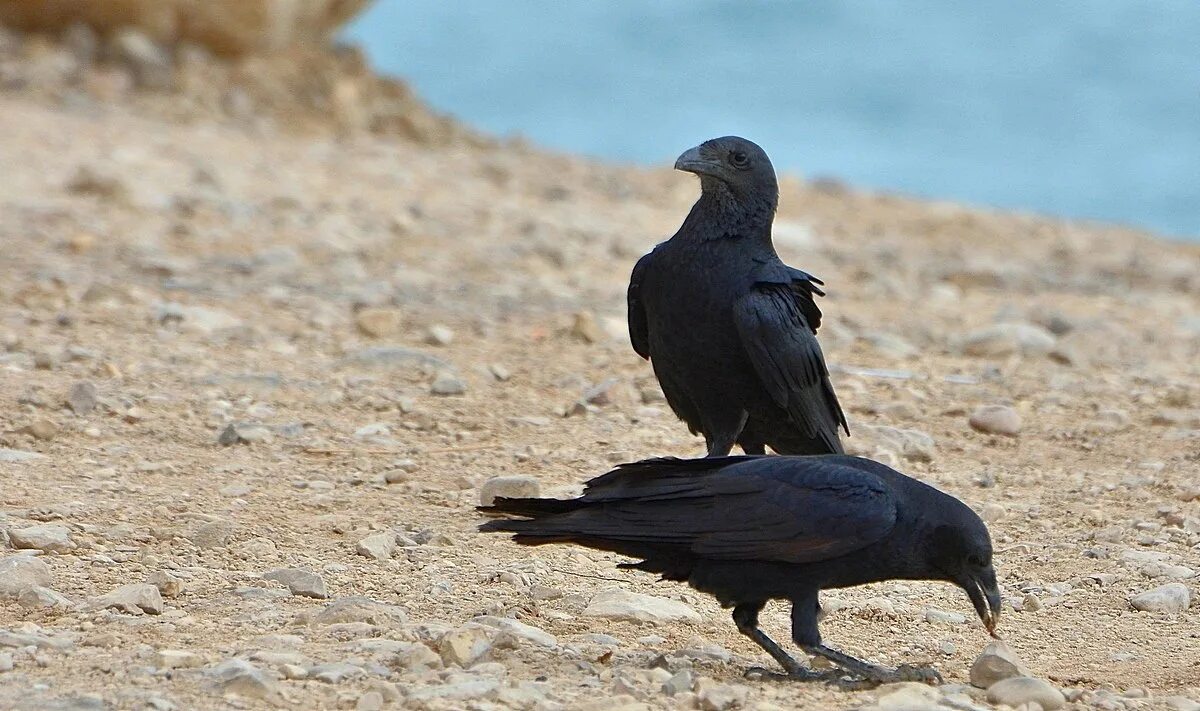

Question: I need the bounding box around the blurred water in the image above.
[345,1,1200,240]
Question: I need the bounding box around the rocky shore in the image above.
[1,9,1199,710]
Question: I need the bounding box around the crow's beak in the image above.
[674,146,722,178]
[963,567,1003,638]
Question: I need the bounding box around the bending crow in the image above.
[481,455,1002,684]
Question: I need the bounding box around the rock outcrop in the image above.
[0,0,372,56]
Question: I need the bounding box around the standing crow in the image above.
[628,136,847,457]
[480,455,1001,684]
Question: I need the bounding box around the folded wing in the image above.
[484,456,896,565]
[733,285,848,452]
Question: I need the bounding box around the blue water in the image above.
[345,1,1200,240]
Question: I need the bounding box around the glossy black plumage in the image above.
[480,455,1002,684]
[628,136,847,456]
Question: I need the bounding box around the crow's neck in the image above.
[682,183,778,243]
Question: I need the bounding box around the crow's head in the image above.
[675,136,778,208]
[924,500,1003,637]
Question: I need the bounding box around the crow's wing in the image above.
[782,266,826,332]
[733,284,848,452]
[542,456,897,564]
[627,252,653,359]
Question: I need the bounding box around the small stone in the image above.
[961,322,1056,358]
[395,642,442,672]
[66,165,128,201]
[88,583,164,615]
[986,677,1066,710]
[356,691,385,711]
[1021,593,1043,611]
[0,449,46,462]
[474,615,557,648]
[584,589,701,625]
[663,669,695,696]
[355,308,403,338]
[339,346,450,371]
[67,381,98,415]
[111,28,173,89]
[281,663,308,679]
[312,596,408,627]
[924,608,967,625]
[0,555,52,598]
[489,363,511,381]
[0,652,12,672]
[1089,409,1131,432]
[309,661,365,683]
[17,586,72,609]
[148,571,183,598]
[425,325,455,346]
[156,650,204,669]
[406,678,499,703]
[264,568,329,599]
[1165,697,1200,711]
[875,682,943,710]
[864,332,919,359]
[1130,583,1191,613]
[383,469,409,484]
[218,422,272,445]
[480,475,540,506]
[530,585,563,601]
[1145,564,1196,580]
[439,625,494,667]
[207,659,283,703]
[188,520,236,549]
[431,370,467,395]
[970,640,1031,688]
[23,419,59,441]
[697,682,750,711]
[9,524,75,553]
[354,422,391,439]
[220,484,254,498]
[582,377,622,406]
[845,424,935,464]
[572,311,604,343]
[498,686,546,708]
[356,533,396,561]
[969,405,1022,436]
[157,303,242,334]
[980,503,1005,522]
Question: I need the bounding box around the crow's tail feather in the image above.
[477,496,579,518]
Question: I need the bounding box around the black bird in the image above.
[628,136,847,457]
[480,455,1001,684]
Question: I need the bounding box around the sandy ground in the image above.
[1,72,1199,711]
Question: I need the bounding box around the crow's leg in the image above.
[788,595,940,687]
[739,441,766,455]
[704,411,748,458]
[801,645,942,686]
[732,603,825,681]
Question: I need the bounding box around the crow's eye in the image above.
[730,151,750,168]
[967,554,986,568]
